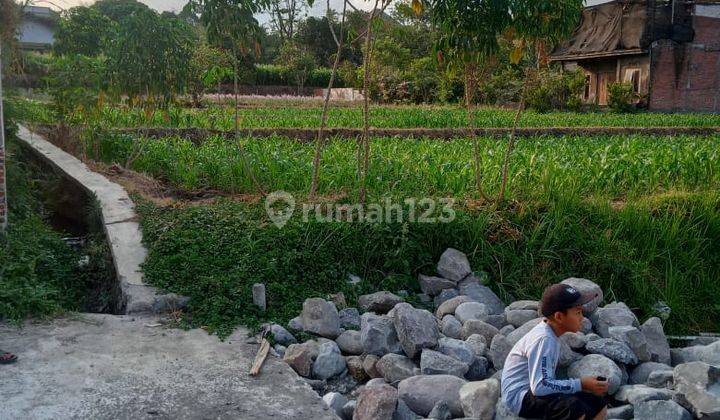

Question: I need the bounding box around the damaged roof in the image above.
[551,0,648,61]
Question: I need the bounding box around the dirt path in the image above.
[0,314,336,420]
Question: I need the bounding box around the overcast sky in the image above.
[36,0,613,25]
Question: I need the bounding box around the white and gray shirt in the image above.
[500,321,582,415]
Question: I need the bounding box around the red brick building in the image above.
[551,0,720,112]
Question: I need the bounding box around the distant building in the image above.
[550,0,720,112]
[17,6,59,52]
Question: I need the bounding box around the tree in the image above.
[91,0,151,22]
[192,0,271,195]
[295,15,342,66]
[188,44,233,104]
[269,0,311,43]
[497,0,583,202]
[277,41,316,93]
[104,9,196,101]
[427,0,582,201]
[53,7,113,57]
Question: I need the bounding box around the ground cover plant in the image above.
[13,98,720,129]
[137,193,720,338]
[77,128,720,337]
[0,141,113,321]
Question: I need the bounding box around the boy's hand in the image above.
[581,376,609,396]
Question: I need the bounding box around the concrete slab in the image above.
[0,314,337,420]
[15,126,155,314]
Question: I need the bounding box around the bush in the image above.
[255,64,344,88]
[525,69,585,112]
[608,82,636,113]
[44,54,107,122]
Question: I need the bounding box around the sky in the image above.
[35,0,613,25]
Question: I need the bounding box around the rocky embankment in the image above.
[263,248,720,420]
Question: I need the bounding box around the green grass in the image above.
[137,194,720,338]
[13,97,720,129]
[86,133,720,202]
[0,141,86,321]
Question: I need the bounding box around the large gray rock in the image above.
[488,334,512,370]
[673,361,720,419]
[466,356,489,381]
[494,399,523,420]
[635,400,693,420]
[506,300,539,311]
[437,248,472,282]
[459,378,500,419]
[377,353,418,384]
[454,302,489,324]
[440,315,462,339]
[506,309,539,328]
[398,375,467,417]
[461,319,500,342]
[420,349,469,378]
[615,384,675,405]
[419,274,456,296]
[268,323,297,346]
[558,339,584,368]
[560,332,589,350]
[630,362,673,385]
[641,317,671,365]
[336,330,364,355]
[346,355,368,382]
[647,369,675,389]
[506,318,543,345]
[393,303,440,358]
[484,313,508,330]
[287,316,304,332]
[427,401,452,420]
[586,338,639,365]
[499,325,516,336]
[590,302,639,338]
[323,392,348,418]
[362,354,383,379]
[437,337,475,365]
[301,298,342,338]
[610,325,651,363]
[607,404,634,419]
[670,340,720,366]
[459,283,505,315]
[392,399,421,420]
[358,291,404,314]
[313,341,346,380]
[354,383,398,420]
[560,277,603,314]
[465,334,487,358]
[568,354,624,395]
[339,307,361,330]
[361,313,403,356]
[283,340,320,377]
[434,289,460,309]
[435,296,473,319]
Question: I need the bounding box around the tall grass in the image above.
[87,133,720,202]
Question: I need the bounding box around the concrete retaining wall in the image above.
[15,125,157,314]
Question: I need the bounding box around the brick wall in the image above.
[649,12,720,112]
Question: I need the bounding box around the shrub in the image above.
[44,54,107,122]
[524,69,585,112]
[608,82,636,113]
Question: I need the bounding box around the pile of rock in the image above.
[266,248,719,420]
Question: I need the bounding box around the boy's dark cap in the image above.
[540,283,597,316]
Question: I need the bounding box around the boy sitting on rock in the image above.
[501,283,608,420]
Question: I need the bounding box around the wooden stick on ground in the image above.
[250,338,271,376]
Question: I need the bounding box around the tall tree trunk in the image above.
[309,0,347,200]
[498,77,529,203]
[358,0,379,204]
[464,64,489,201]
[232,49,264,195]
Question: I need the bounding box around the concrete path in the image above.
[0,314,337,420]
